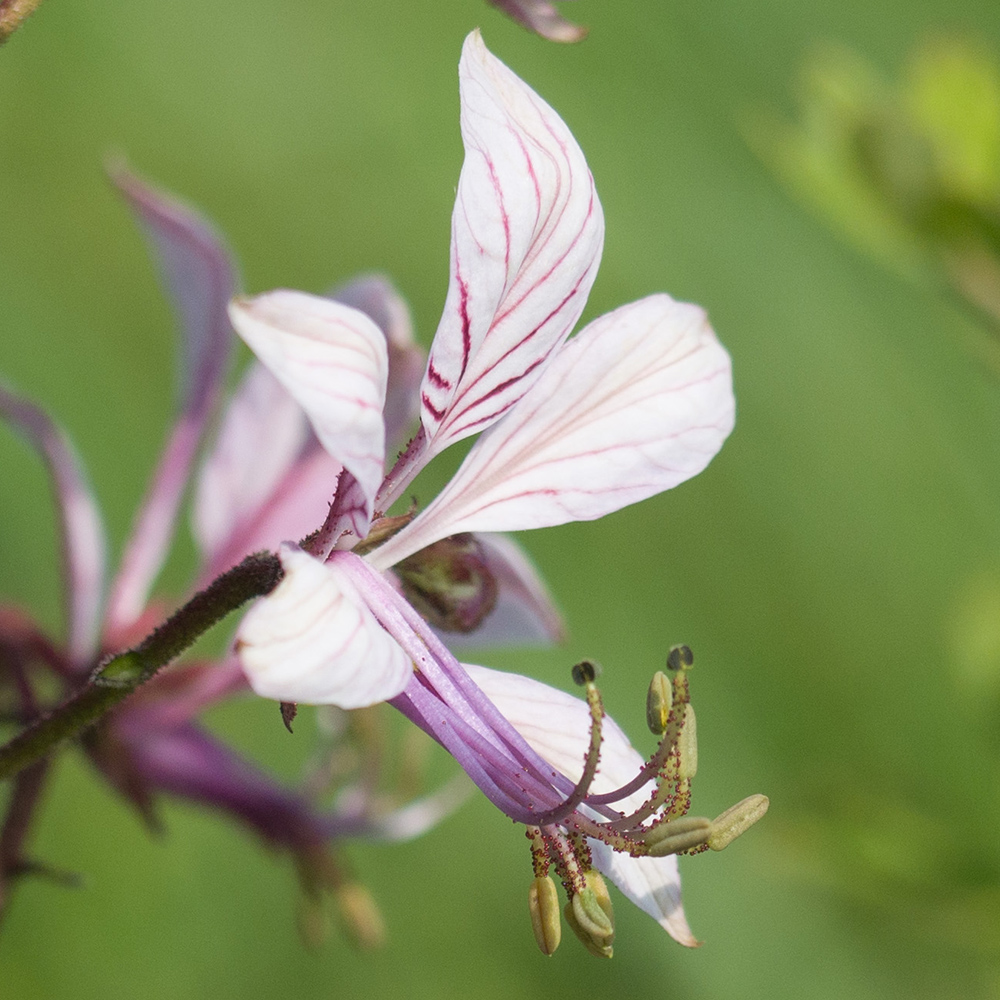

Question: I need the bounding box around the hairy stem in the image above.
[0,552,282,783]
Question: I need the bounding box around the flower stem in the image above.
[0,552,283,783]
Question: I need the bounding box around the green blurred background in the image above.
[2,0,1000,996]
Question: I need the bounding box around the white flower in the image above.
[226,30,738,949]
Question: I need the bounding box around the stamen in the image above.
[526,663,605,826]
[645,670,673,735]
[564,870,615,959]
[528,875,562,956]
[586,650,693,807]
[707,794,770,851]
[642,815,713,856]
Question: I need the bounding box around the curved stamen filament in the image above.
[526,679,604,827]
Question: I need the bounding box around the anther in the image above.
[642,815,713,856]
[667,644,694,671]
[645,670,673,735]
[528,875,562,956]
[564,870,615,958]
[707,794,770,852]
[677,703,698,780]
[571,659,601,686]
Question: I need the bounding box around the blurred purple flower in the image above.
[487,0,588,42]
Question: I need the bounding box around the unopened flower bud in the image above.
[643,815,713,856]
[707,794,770,851]
[564,870,614,958]
[528,875,562,956]
[677,703,698,779]
[646,670,673,734]
[396,533,498,632]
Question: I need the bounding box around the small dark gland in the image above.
[667,645,694,671]
[571,659,601,686]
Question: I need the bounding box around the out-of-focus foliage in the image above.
[3,0,1000,998]
[755,38,1000,367]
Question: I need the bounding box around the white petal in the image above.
[372,294,734,568]
[462,663,695,944]
[193,362,312,562]
[330,274,425,449]
[228,291,388,516]
[588,841,698,948]
[445,533,564,647]
[236,545,412,708]
[419,30,604,456]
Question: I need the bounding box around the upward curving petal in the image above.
[418,30,604,460]
[370,294,734,569]
[105,167,237,632]
[236,545,412,709]
[462,663,696,945]
[228,291,388,518]
[0,385,106,667]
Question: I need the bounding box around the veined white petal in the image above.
[331,274,425,450]
[236,545,412,708]
[419,30,604,457]
[193,362,312,562]
[228,291,388,516]
[462,663,695,945]
[371,294,733,568]
[445,533,564,647]
[588,840,698,948]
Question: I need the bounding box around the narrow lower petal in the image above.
[462,663,695,944]
[229,291,388,517]
[371,295,734,568]
[0,385,106,667]
[418,30,604,459]
[331,274,425,450]
[106,167,236,631]
[236,544,412,708]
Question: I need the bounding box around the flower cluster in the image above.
[0,30,766,955]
